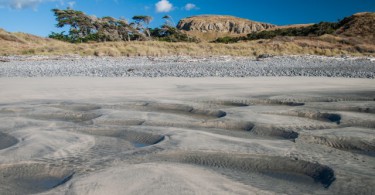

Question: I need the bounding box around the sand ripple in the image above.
[0,78,374,194]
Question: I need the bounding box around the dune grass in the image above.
[0,29,373,57]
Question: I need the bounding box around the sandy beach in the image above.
[1,1,374,194]
[0,77,374,194]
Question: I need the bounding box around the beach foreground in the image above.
[0,77,374,194]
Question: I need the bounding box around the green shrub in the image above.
[151,25,198,42]
[213,21,342,43]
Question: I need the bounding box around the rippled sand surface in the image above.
[0,77,374,195]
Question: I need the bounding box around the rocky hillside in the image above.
[177,15,276,34]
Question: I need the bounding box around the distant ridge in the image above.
[177,15,276,34]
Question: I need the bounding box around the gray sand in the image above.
[0,55,374,194]
[0,77,374,195]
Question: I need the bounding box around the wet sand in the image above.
[0,77,374,194]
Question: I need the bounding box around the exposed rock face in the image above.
[177,15,276,34]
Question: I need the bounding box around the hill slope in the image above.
[177,15,276,41]
[336,12,375,41]
[177,15,276,34]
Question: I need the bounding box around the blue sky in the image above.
[0,0,374,37]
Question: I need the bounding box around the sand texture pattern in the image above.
[0,77,374,194]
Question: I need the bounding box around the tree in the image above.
[162,15,175,27]
[132,15,153,37]
[52,9,95,42]
[48,31,71,42]
[51,8,141,42]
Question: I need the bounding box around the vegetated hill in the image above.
[0,28,51,44]
[179,12,375,44]
[239,12,374,41]
[177,15,276,41]
[0,14,374,58]
[0,28,72,55]
[335,12,375,41]
[269,24,314,30]
[212,12,375,54]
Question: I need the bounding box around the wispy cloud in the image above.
[67,1,74,8]
[155,0,172,13]
[0,0,80,10]
[0,0,61,9]
[184,3,198,11]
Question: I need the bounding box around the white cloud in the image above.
[184,3,197,11]
[155,0,172,13]
[0,0,60,9]
[67,1,74,8]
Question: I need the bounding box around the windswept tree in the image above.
[149,15,197,42]
[162,15,175,27]
[52,9,95,42]
[50,8,194,43]
[132,15,153,37]
[117,18,134,42]
[51,8,142,42]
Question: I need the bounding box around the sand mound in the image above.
[0,132,18,150]
[105,102,227,119]
[251,125,299,139]
[204,99,305,107]
[24,110,102,123]
[305,101,375,114]
[267,92,375,103]
[195,119,254,131]
[0,163,73,194]
[140,119,255,132]
[202,100,250,107]
[159,152,335,188]
[298,127,375,156]
[265,109,341,124]
[67,163,272,195]
[94,118,146,126]
[51,102,101,111]
[78,128,165,148]
[95,106,253,132]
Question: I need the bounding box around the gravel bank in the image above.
[0,55,374,78]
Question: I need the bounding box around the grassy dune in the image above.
[0,28,373,57]
[1,12,374,57]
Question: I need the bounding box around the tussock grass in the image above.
[182,31,247,42]
[0,29,372,57]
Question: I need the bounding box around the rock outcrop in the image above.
[177,15,276,34]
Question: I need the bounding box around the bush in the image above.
[213,21,342,43]
[247,22,339,41]
[49,31,72,42]
[214,36,243,43]
[151,26,199,42]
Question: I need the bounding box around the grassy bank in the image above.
[1,29,373,57]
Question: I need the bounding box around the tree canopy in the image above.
[50,9,197,43]
[50,9,145,42]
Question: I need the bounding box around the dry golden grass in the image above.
[182,31,247,42]
[268,24,314,30]
[0,29,373,57]
[337,12,375,41]
[180,15,262,23]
